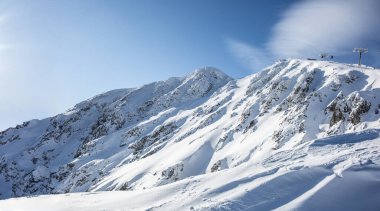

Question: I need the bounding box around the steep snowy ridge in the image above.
[0,67,232,197]
[1,59,380,210]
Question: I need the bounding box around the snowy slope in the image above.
[1,59,380,210]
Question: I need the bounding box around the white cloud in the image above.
[269,0,380,58]
[227,0,380,69]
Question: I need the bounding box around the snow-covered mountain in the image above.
[1,59,380,210]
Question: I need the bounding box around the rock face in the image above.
[0,60,380,204]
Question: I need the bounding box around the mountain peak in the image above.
[186,66,232,81]
[193,66,227,75]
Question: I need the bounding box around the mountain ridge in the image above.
[1,59,380,210]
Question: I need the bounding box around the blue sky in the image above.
[0,0,379,130]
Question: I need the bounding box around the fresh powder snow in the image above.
[0,59,380,210]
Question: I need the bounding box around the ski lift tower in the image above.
[353,48,368,66]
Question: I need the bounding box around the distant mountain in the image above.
[1,59,380,210]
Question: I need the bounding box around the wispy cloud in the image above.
[227,0,380,70]
[0,44,12,50]
[225,39,271,71]
[0,13,10,24]
[0,12,13,51]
